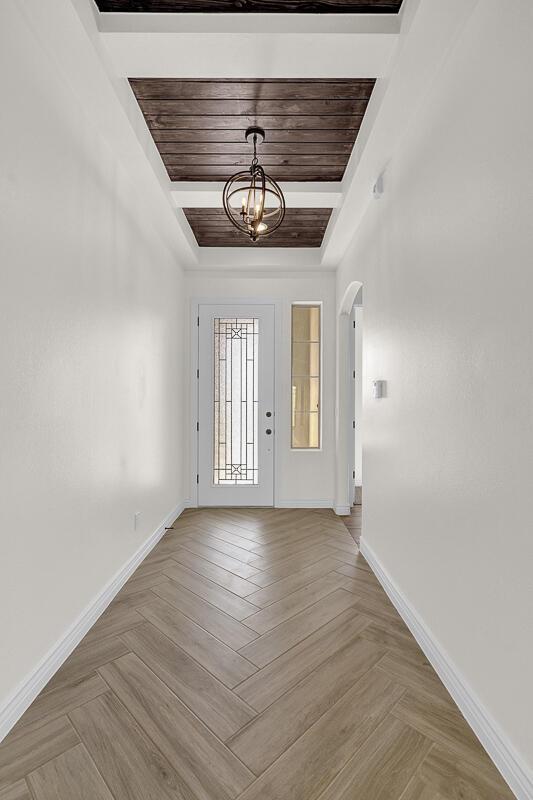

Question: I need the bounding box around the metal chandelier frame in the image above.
[222,126,286,243]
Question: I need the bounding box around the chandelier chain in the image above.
[251,133,258,169]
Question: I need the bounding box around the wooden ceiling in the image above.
[96,1,402,13]
[130,78,375,182]
[184,208,332,247]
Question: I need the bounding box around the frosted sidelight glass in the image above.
[291,305,321,448]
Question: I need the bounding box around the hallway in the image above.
[0,509,512,799]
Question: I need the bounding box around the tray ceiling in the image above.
[130,78,376,182]
[96,1,402,13]
[184,208,332,247]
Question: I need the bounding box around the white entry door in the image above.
[197,304,275,506]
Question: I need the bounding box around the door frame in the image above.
[189,297,281,508]
[335,280,362,514]
[349,299,363,505]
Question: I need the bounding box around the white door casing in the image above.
[197,303,275,506]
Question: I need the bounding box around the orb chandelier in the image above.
[222,126,285,242]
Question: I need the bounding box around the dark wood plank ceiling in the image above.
[96,1,402,13]
[130,78,376,182]
[183,208,332,247]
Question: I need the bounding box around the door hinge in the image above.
[353,370,356,379]
[196,474,199,484]
[353,470,356,479]
[196,369,199,379]
[353,320,356,328]
[196,421,199,432]
[353,420,356,429]
[197,316,199,326]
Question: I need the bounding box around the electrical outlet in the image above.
[134,511,141,531]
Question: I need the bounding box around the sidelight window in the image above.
[291,304,321,449]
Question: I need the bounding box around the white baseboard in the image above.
[276,499,334,509]
[0,499,188,743]
[334,505,351,516]
[360,539,532,800]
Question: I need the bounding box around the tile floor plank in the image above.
[117,570,171,596]
[234,609,369,711]
[244,557,342,607]
[418,743,516,799]
[392,690,491,769]
[99,653,255,800]
[238,588,359,667]
[162,562,259,619]
[247,533,330,563]
[398,774,447,799]
[236,668,405,800]
[0,780,32,800]
[183,525,261,551]
[359,621,428,665]
[153,578,259,649]
[169,548,260,597]
[241,572,352,634]
[13,674,108,735]
[181,533,270,567]
[42,635,130,693]
[68,692,190,800]
[175,538,264,580]
[138,598,257,687]
[121,623,256,740]
[0,717,79,791]
[79,604,144,647]
[376,652,452,704]
[229,635,385,773]
[249,544,341,581]
[318,716,432,800]
[27,744,113,800]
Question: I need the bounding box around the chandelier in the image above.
[222,126,285,242]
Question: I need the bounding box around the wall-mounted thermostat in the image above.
[372,380,386,399]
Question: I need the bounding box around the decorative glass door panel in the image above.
[198,304,275,506]
[213,318,259,486]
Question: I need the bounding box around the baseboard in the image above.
[334,504,351,516]
[276,499,334,509]
[360,539,532,800]
[0,499,188,743]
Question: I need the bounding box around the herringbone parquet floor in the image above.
[0,508,514,799]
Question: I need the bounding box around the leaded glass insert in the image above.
[213,318,259,485]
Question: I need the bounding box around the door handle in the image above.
[266,429,272,435]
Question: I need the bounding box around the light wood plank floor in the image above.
[342,503,362,545]
[0,508,515,799]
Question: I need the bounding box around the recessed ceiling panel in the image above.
[97,1,402,13]
[184,208,332,247]
[130,78,376,182]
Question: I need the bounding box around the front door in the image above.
[197,303,275,506]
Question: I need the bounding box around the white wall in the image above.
[337,0,533,790]
[0,3,186,727]
[186,273,336,507]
